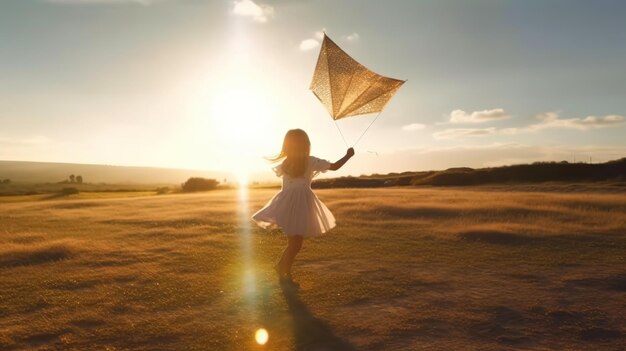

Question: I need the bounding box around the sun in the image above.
[209,81,279,181]
[187,74,282,183]
[186,27,285,181]
[210,85,275,150]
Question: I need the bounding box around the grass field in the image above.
[0,187,625,350]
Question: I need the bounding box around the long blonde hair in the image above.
[269,129,311,177]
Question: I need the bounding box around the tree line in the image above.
[64,174,84,184]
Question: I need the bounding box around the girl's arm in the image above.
[329,148,355,171]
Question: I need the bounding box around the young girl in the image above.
[252,129,354,282]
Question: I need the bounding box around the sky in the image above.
[1,0,625,180]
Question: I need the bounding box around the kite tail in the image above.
[352,111,383,148]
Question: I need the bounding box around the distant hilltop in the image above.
[2,158,625,188]
[313,158,626,188]
[0,160,231,184]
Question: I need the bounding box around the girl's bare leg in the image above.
[275,235,303,279]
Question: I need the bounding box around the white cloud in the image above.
[578,114,624,125]
[299,39,320,51]
[505,112,625,133]
[433,127,497,139]
[301,29,358,52]
[46,0,152,4]
[542,113,624,129]
[402,123,426,131]
[300,28,326,52]
[535,112,559,123]
[448,108,509,124]
[345,32,360,41]
[232,0,274,23]
[436,111,625,138]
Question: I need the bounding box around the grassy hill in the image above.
[1,188,624,350]
[313,158,626,188]
[0,160,230,184]
[2,158,625,195]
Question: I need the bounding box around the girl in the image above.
[252,129,354,282]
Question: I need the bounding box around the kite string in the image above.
[352,111,383,148]
[333,119,349,148]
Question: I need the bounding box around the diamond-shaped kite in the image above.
[310,34,406,121]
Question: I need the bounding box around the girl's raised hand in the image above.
[330,148,355,171]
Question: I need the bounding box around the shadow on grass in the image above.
[280,281,356,351]
[459,230,541,246]
[0,243,74,268]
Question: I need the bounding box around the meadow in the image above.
[0,186,624,350]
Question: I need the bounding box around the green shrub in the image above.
[61,187,79,195]
[155,186,170,195]
[181,178,219,192]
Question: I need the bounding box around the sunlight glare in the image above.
[255,328,269,345]
[210,84,274,145]
[185,20,287,176]
[187,20,285,180]
[237,180,256,301]
[236,169,249,187]
[190,70,281,176]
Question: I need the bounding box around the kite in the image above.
[310,33,406,146]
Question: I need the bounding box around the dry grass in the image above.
[0,241,78,268]
[0,187,624,350]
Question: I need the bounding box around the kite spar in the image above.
[309,33,406,147]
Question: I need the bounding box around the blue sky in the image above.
[1,0,625,177]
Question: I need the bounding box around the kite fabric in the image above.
[310,34,406,120]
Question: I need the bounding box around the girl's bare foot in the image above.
[281,280,299,290]
[274,264,299,286]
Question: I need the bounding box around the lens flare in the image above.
[236,169,249,188]
[255,328,269,345]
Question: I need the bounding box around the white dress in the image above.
[252,156,336,236]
